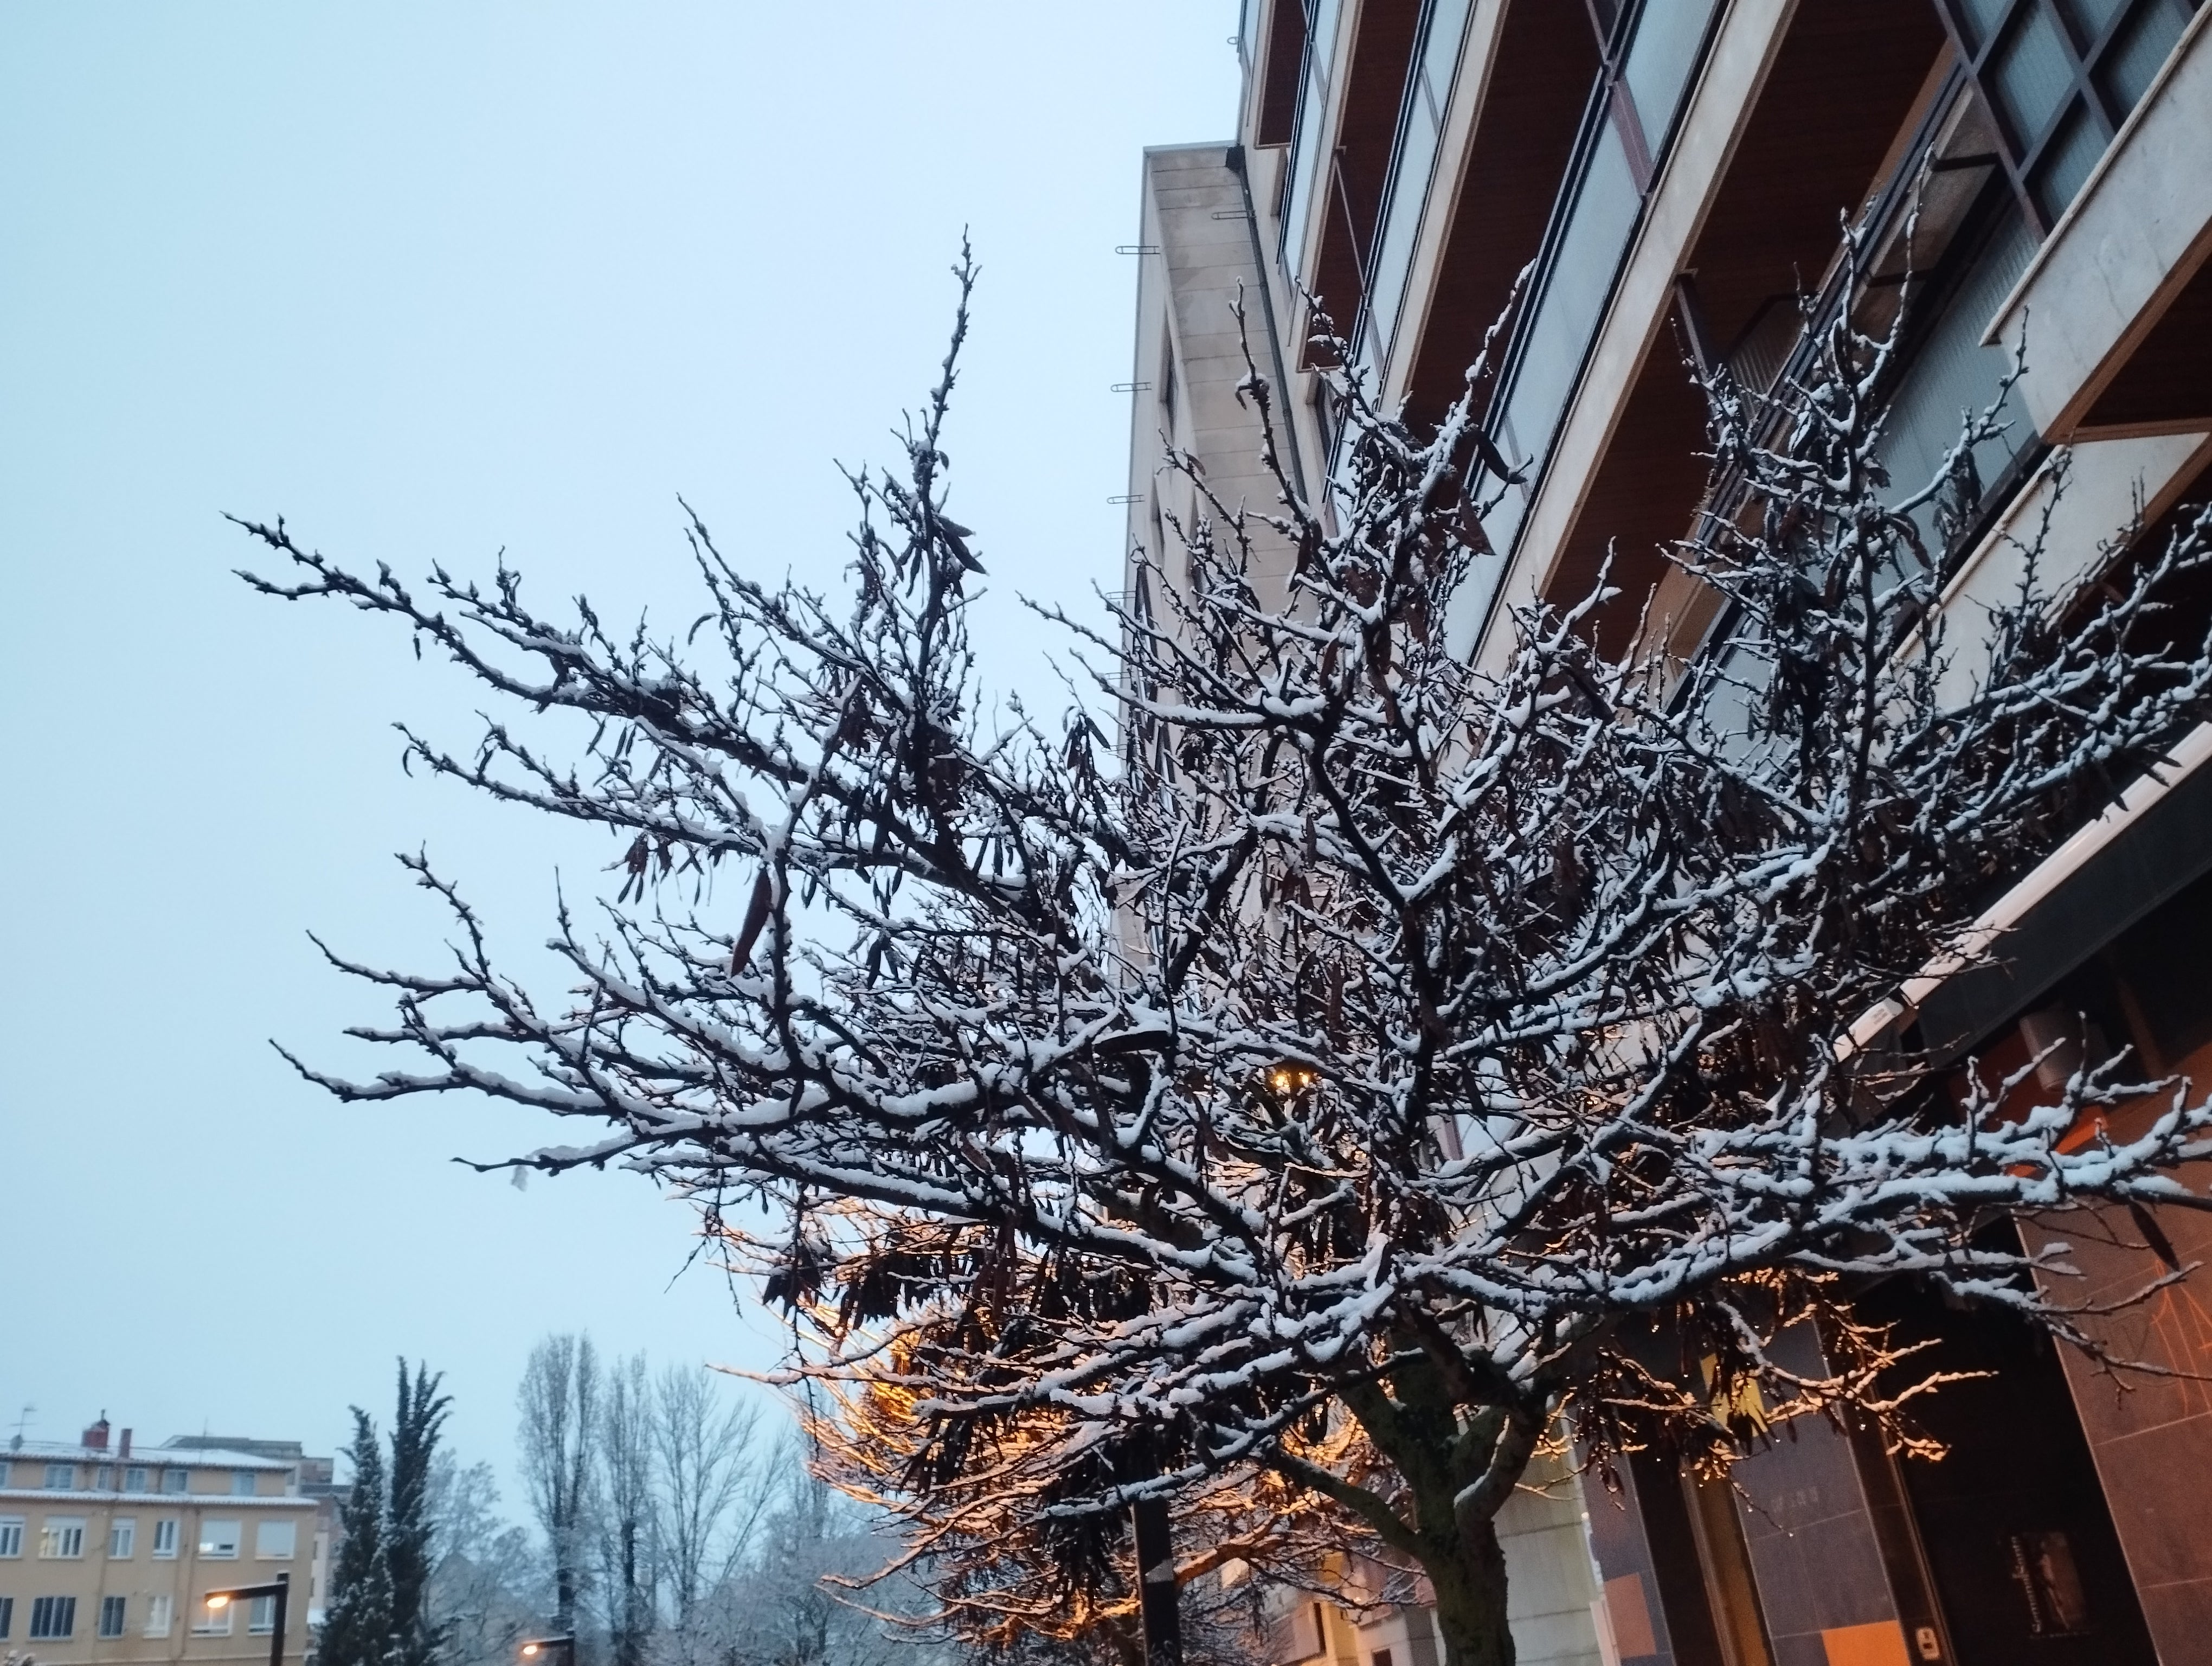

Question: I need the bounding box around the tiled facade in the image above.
[0,1421,331,1666]
[1122,3,2212,1663]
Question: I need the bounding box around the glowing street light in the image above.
[203,1573,289,1666]
[518,1635,576,1666]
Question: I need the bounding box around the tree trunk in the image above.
[1427,1514,1515,1666]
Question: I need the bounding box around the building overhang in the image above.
[1986,5,2212,441]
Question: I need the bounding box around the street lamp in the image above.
[203,1572,288,1666]
[518,1636,576,1666]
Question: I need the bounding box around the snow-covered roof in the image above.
[3,1438,293,1471]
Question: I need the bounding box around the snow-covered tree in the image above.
[389,1362,453,1666]
[323,1411,397,1666]
[244,244,2212,1666]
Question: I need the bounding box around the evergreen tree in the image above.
[387,1361,452,1666]
[321,1409,396,1666]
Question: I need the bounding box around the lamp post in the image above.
[203,1572,288,1666]
[518,1635,576,1666]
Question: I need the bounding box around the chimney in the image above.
[82,1415,110,1452]
[119,1429,132,1460]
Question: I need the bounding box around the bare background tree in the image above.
[598,1355,657,1666]
[245,244,2212,1666]
[652,1363,767,1657]
[518,1335,600,1639]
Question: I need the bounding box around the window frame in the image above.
[232,1470,258,1498]
[38,1516,86,1560]
[198,1518,243,1560]
[110,1516,137,1559]
[162,1466,188,1494]
[41,1463,74,1491]
[125,1465,150,1493]
[1932,0,2200,229]
[153,1516,181,1558]
[0,1595,11,1639]
[249,1595,278,1635]
[255,1519,298,1561]
[145,1593,175,1638]
[0,1517,23,1558]
[29,1595,78,1641]
[99,1595,128,1638]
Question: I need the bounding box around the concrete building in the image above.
[0,1418,331,1666]
[1122,2,2212,1663]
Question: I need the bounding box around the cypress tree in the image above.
[320,1409,395,1666]
[385,1361,451,1666]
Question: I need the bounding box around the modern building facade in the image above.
[1122,3,2212,1663]
[0,1419,331,1666]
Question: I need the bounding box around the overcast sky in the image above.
[0,5,1237,1494]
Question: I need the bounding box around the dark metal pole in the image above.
[269,1572,289,1666]
[1130,1498,1183,1666]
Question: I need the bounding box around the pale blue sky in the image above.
[0,4,1237,1488]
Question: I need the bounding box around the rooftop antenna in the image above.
[11,1404,34,1451]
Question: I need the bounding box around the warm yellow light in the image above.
[521,1646,539,1657]
[205,1595,230,1611]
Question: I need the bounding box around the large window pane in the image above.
[1878,204,2037,560]
[1362,0,1474,375]
[2099,0,2192,113]
[2032,99,2108,220]
[1280,0,1345,287]
[1990,3,2078,145]
[1499,120,1641,489]
[1623,0,1722,156]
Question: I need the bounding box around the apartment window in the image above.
[99,1595,127,1638]
[198,1518,242,1559]
[0,1517,22,1558]
[232,1470,256,1498]
[0,1461,9,1486]
[145,1594,174,1637]
[191,1595,233,1636]
[95,1466,115,1492]
[255,1520,297,1560]
[110,1517,136,1558]
[39,1517,86,1559]
[0,1595,11,1638]
[29,1595,77,1640]
[162,1466,188,1494]
[42,1463,73,1490]
[124,1465,149,1492]
[248,1595,278,1635]
[1938,0,2198,226]
[153,1517,179,1558]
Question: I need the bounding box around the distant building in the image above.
[1124,3,2212,1664]
[0,1418,333,1666]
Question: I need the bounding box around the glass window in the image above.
[249,1595,278,1635]
[94,1466,114,1492]
[1281,0,1347,286]
[0,1518,22,1558]
[99,1596,127,1638]
[1623,0,1723,156]
[2097,0,2192,112]
[1361,0,1475,375]
[162,1467,188,1494]
[145,1594,174,1638]
[38,1517,85,1559]
[153,1517,180,1558]
[255,1520,298,1561]
[1989,3,2076,146]
[1484,115,1643,558]
[232,1470,256,1498]
[42,1464,73,1491]
[29,1596,76,1640]
[192,1597,233,1636]
[0,1595,11,1638]
[124,1466,149,1493]
[198,1519,242,1559]
[1877,203,2037,557]
[110,1517,136,1559]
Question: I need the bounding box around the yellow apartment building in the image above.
[0,1420,331,1666]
